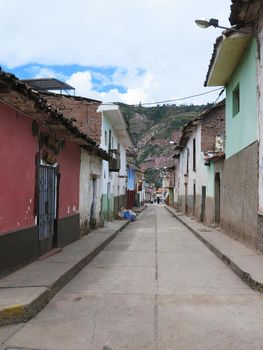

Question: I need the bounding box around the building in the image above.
[174,102,225,226]
[135,168,145,207]
[204,0,262,249]
[0,71,107,277]
[37,92,108,234]
[99,105,133,222]
[126,151,139,209]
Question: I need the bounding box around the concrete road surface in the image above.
[1,206,263,350]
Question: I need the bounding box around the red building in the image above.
[0,71,104,278]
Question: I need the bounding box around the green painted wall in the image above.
[225,38,257,158]
[101,194,115,223]
[169,188,174,206]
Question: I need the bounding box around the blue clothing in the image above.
[123,211,136,222]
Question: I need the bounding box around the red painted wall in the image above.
[0,102,37,234]
[57,141,80,218]
[0,101,80,235]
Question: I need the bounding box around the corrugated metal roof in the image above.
[22,78,75,92]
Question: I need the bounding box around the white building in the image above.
[175,102,225,226]
[99,105,133,222]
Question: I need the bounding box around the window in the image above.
[105,131,108,146]
[109,130,112,150]
[233,84,240,117]
[186,148,190,174]
[193,138,196,172]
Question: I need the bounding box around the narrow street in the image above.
[2,206,263,350]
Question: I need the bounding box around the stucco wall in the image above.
[0,102,37,234]
[225,38,257,158]
[177,125,215,222]
[79,148,102,235]
[221,141,258,248]
[57,140,80,219]
[257,16,263,213]
[100,114,128,222]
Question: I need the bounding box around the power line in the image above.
[102,87,224,107]
[140,88,224,106]
[214,88,225,104]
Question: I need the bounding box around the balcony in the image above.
[109,149,120,172]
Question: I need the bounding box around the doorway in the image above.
[184,183,188,214]
[38,165,57,256]
[200,186,206,222]
[214,173,221,225]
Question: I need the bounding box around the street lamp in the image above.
[195,18,232,31]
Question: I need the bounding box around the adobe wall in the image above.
[201,104,225,152]
[221,141,258,249]
[44,94,102,144]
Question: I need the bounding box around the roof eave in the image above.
[205,33,252,87]
[99,105,134,148]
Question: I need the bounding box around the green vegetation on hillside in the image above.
[118,102,213,183]
[118,102,212,124]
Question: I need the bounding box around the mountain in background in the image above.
[118,102,212,172]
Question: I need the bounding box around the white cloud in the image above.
[65,69,161,105]
[0,0,231,105]
[66,71,93,97]
[32,67,67,81]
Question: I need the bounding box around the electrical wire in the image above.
[102,87,224,107]
[214,88,225,104]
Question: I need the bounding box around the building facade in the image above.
[99,105,133,222]
[0,72,105,277]
[175,102,225,226]
[39,93,108,234]
[204,2,261,248]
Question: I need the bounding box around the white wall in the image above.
[79,148,102,233]
[100,113,127,199]
[177,124,215,212]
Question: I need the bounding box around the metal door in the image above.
[38,165,57,256]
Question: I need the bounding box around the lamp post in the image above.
[195,18,249,34]
[195,18,231,30]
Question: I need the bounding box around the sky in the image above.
[0,0,231,106]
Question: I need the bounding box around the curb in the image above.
[164,205,263,293]
[0,220,130,326]
[133,205,147,215]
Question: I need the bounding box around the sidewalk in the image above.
[165,205,263,293]
[0,219,131,326]
[132,205,147,214]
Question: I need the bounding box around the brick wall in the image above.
[201,104,225,152]
[44,95,102,144]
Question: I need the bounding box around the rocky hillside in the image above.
[118,103,213,172]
